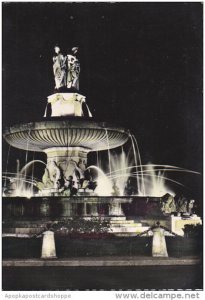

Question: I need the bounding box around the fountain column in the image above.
[40,147,89,193]
[44,147,88,177]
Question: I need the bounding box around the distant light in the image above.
[70,16,74,20]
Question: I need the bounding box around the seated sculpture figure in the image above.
[161,193,176,214]
[175,194,189,214]
[41,161,62,190]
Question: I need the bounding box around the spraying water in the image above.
[87,165,113,196]
[105,129,112,175]
[130,134,140,194]
[132,135,146,195]
[140,164,173,197]
[20,160,46,175]
[3,160,46,197]
[3,145,11,189]
[110,149,131,195]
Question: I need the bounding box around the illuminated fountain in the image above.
[3,46,202,237]
[4,120,129,195]
[4,45,129,197]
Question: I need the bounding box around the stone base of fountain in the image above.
[75,189,97,196]
[170,214,202,236]
[3,196,202,237]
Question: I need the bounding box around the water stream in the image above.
[105,128,112,175]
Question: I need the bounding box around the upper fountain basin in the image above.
[4,119,129,152]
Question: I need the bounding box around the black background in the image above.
[2,2,203,201]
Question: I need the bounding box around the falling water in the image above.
[19,128,32,194]
[105,128,112,175]
[20,160,46,175]
[120,146,124,192]
[96,151,100,168]
[16,159,20,192]
[24,128,31,167]
[85,103,93,117]
[110,149,131,195]
[31,153,35,188]
[140,164,173,197]
[87,165,113,196]
[3,145,11,188]
[132,135,146,195]
[130,134,140,194]
[14,159,46,197]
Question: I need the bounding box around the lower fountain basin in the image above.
[2,196,202,237]
[2,196,162,219]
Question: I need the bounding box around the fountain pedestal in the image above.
[42,146,88,190]
[45,146,87,172]
[45,92,92,117]
[41,230,57,259]
[171,215,202,236]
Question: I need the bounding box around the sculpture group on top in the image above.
[44,45,92,118]
[53,45,80,91]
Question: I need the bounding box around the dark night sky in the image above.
[2,2,203,199]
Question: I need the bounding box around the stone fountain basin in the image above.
[3,119,129,152]
[2,196,162,219]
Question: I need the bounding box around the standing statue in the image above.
[53,45,67,90]
[67,47,80,90]
[52,45,80,91]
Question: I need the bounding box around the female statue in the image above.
[53,45,67,90]
[67,47,80,90]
